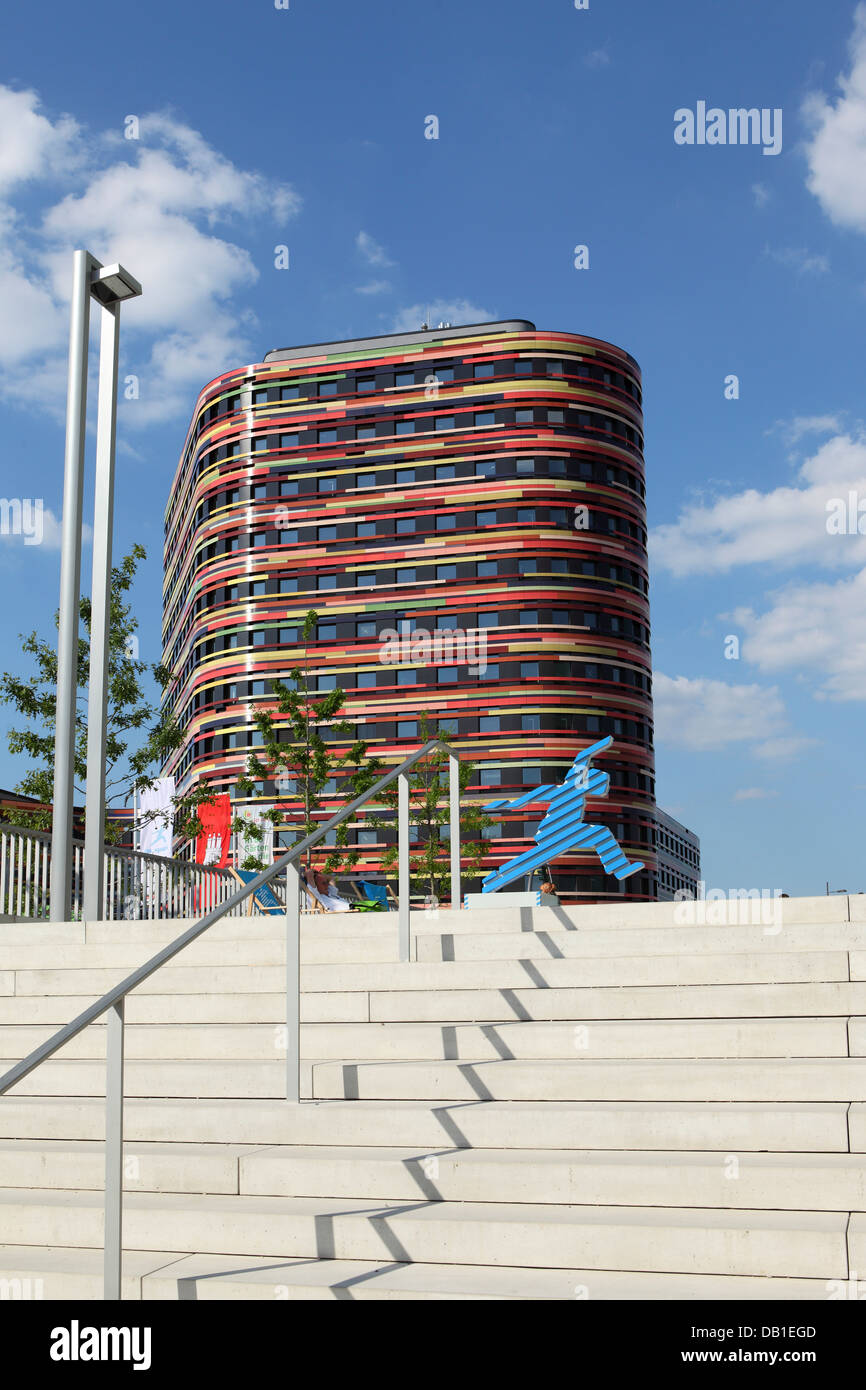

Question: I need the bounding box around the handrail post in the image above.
[104,996,124,1300]
[398,770,410,962]
[448,752,461,910]
[285,862,300,1103]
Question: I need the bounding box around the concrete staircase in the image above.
[1,896,866,1300]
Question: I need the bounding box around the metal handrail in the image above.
[0,740,462,1300]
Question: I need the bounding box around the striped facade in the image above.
[162,320,658,901]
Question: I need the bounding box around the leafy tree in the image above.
[373,711,491,904]
[0,543,218,845]
[234,609,385,873]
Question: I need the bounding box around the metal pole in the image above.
[398,770,410,962]
[104,996,124,1299]
[449,752,461,910]
[51,250,95,921]
[83,302,120,921]
[285,862,300,1102]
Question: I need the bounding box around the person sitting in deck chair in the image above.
[301,865,352,913]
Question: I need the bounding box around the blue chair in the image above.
[358,880,390,910]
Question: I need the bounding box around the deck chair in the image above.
[229,868,284,917]
[358,880,390,910]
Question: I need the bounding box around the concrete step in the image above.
[0,1244,835,1300]
[416,923,866,961]
[4,983,866,1032]
[0,993,368,1026]
[367,981,866,1023]
[237,1145,866,1211]
[0,937,402,969]
[0,1016,851,1063]
[0,1097,850,1151]
[0,1187,848,1279]
[9,1054,866,1104]
[6,949,850,1000]
[0,1140,259,1194]
[7,1140,866,1211]
[310,1057,866,1103]
[6,922,865,969]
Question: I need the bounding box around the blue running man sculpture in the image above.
[481,735,645,893]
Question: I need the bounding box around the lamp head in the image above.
[91,264,142,305]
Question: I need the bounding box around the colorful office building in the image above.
[162,320,663,900]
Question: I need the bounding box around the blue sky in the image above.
[0,0,864,895]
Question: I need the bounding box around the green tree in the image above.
[0,543,218,845]
[234,609,385,873]
[374,711,491,904]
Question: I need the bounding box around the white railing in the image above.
[0,822,255,921]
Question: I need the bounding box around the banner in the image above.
[234,806,274,868]
[137,777,175,859]
[195,793,232,868]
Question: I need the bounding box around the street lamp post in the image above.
[50,254,141,923]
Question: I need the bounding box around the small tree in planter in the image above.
[373,712,491,906]
[233,609,385,875]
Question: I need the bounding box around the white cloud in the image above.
[765,245,830,275]
[752,182,770,207]
[0,88,80,194]
[390,299,495,333]
[732,567,866,701]
[584,49,610,69]
[356,231,394,267]
[733,787,778,801]
[651,430,866,576]
[355,279,391,296]
[803,3,866,233]
[766,415,843,446]
[652,673,800,756]
[0,94,300,425]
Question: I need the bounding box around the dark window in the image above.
[395,371,414,387]
[522,715,541,731]
[357,377,375,393]
[521,662,539,678]
[279,481,298,496]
